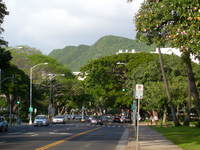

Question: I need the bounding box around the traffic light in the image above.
[16,101,20,104]
[122,88,126,92]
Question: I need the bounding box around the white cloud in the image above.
[3,0,143,54]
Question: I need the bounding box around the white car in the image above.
[52,115,66,124]
[34,115,49,126]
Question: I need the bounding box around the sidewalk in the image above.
[125,124,183,150]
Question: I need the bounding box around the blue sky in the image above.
[3,0,143,54]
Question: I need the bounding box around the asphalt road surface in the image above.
[0,123,129,150]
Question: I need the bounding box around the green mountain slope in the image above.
[49,35,156,71]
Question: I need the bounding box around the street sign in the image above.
[29,107,33,112]
[135,84,144,99]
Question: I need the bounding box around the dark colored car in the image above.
[113,116,121,123]
[0,116,8,132]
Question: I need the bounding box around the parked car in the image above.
[34,115,49,126]
[120,116,131,123]
[90,116,103,125]
[64,114,72,120]
[74,115,82,120]
[0,116,8,132]
[113,116,121,123]
[52,115,66,124]
[105,115,113,122]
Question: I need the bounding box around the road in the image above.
[0,122,129,150]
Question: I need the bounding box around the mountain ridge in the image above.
[49,35,156,71]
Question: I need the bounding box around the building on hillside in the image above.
[72,72,86,81]
[151,48,199,64]
[116,49,136,55]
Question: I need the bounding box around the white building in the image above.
[72,72,86,81]
[151,48,199,64]
[116,49,136,55]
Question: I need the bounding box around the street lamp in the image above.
[29,62,48,125]
[47,73,65,118]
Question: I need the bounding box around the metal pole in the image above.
[49,78,52,118]
[29,63,48,125]
[81,106,84,121]
[136,98,140,150]
[29,68,33,125]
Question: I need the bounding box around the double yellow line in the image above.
[35,127,101,150]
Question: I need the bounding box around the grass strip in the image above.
[152,126,200,150]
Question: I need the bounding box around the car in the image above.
[90,116,103,125]
[64,114,72,120]
[34,115,49,126]
[120,116,126,123]
[0,116,8,132]
[113,116,121,123]
[74,115,82,120]
[120,116,131,123]
[105,115,113,122]
[52,115,66,124]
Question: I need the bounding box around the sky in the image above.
[3,0,143,54]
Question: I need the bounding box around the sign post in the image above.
[132,100,137,135]
[135,84,143,150]
[29,106,33,113]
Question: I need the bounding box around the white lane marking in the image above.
[49,132,72,135]
[24,132,39,137]
[31,134,38,137]
[115,128,129,150]
[0,141,6,144]
[25,132,35,135]
[8,132,22,135]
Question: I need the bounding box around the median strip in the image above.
[35,127,101,150]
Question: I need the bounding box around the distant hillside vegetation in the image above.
[49,35,156,71]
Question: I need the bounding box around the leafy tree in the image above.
[0,0,11,69]
[134,0,200,126]
[81,53,159,113]
[0,0,9,46]
[131,55,189,124]
[1,65,30,122]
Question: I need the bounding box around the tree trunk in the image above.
[158,47,180,126]
[162,107,167,126]
[184,78,191,126]
[182,52,200,126]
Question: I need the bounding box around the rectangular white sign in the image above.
[135,84,144,99]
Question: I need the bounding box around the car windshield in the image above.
[35,116,46,119]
